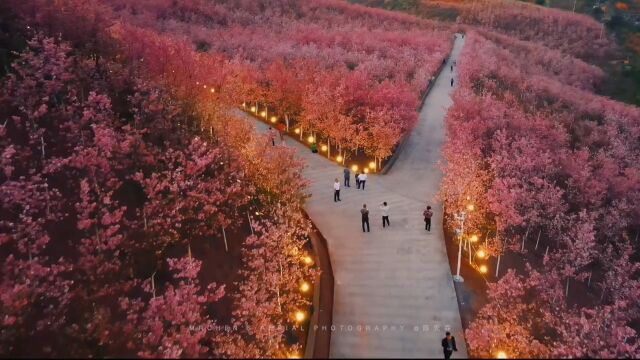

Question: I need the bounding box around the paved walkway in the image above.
[241,34,466,358]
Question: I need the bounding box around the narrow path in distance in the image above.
[240,34,466,358]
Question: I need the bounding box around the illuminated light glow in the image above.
[476,249,486,259]
[351,165,358,172]
[466,196,471,201]
[307,135,315,143]
[288,352,301,359]
[270,116,277,123]
[479,265,488,274]
[369,161,376,169]
[210,88,215,93]
[203,84,207,88]
[364,168,369,174]
[250,106,256,113]
[497,351,507,359]
[467,204,475,211]
[321,145,328,152]
[336,155,343,163]
[470,234,479,242]
[300,282,310,292]
[294,310,306,322]
[303,256,314,265]
[260,111,267,118]
[294,128,301,134]
[242,102,246,107]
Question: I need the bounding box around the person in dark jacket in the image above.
[360,204,370,233]
[343,167,350,187]
[441,331,458,359]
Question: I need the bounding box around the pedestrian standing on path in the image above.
[380,202,390,228]
[441,331,458,360]
[333,178,341,202]
[424,205,433,231]
[358,172,367,190]
[268,127,276,146]
[343,167,350,187]
[450,78,454,87]
[361,204,370,233]
[355,171,361,189]
[450,64,453,72]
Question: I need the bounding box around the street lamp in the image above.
[368,161,376,170]
[300,281,310,292]
[260,110,267,118]
[307,135,315,144]
[336,155,343,163]
[476,249,486,259]
[303,255,314,265]
[351,164,358,172]
[294,310,306,323]
[321,144,328,152]
[250,106,256,113]
[363,168,369,174]
[294,128,300,134]
[497,351,508,359]
[453,211,466,282]
[479,265,488,274]
[270,116,277,123]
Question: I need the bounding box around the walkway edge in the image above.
[303,211,334,359]
[381,35,456,175]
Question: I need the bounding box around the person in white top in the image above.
[357,173,367,190]
[380,201,390,228]
[333,178,341,202]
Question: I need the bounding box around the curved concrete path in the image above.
[242,34,466,358]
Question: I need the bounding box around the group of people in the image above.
[333,168,434,233]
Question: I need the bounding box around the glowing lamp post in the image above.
[453,211,467,283]
[210,88,215,93]
[270,116,277,123]
[294,310,306,323]
[321,145,328,152]
[364,168,369,174]
[497,351,508,359]
[479,265,488,274]
[250,106,257,113]
[300,281,310,293]
[336,155,343,163]
[369,161,376,172]
[303,255,314,265]
[260,110,267,118]
[307,135,315,144]
[351,164,358,172]
[476,249,486,259]
[467,204,475,211]
[294,128,300,134]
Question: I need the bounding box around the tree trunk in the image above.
[247,211,254,235]
[222,226,228,252]
[535,229,542,250]
[327,138,331,159]
[521,226,529,252]
[545,245,550,258]
[495,254,501,278]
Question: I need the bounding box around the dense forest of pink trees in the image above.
[441,28,640,357]
[0,0,316,357]
[100,0,452,162]
[453,0,616,64]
